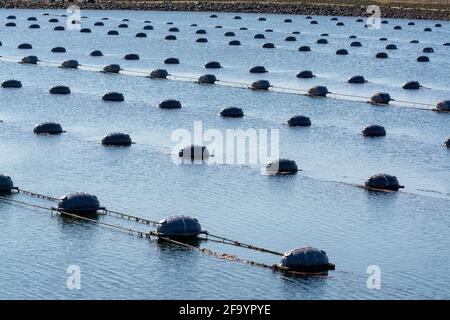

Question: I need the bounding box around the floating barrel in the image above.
[298,46,311,52]
[29,24,40,29]
[249,66,267,73]
[0,174,14,193]
[280,247,334,272]
[135,32,147,38]
[308,86,328,97]
[445,138,450,148]
[365,173,403,191]
[436,100,450,112]
[20,55,38,64]
[362,124,386,137]
[229,40,241,46]
[220,107,244,118]
[375,52,388,59]
[196,38,208,43]
[18,43,32,49]
[149,69,168,79]
[287,115,311,127]
[49,85,71,95]
[159,99,182,109]
[316,38,328,44]
[402,81,421,90]
[224,32,235,37]
[205,61,222,69]
[164,57,179,64]
[386,44,397,50]
[34,122,64,135]
[179,145,209,160]
[101,132,133,146]
[51,47,66,53]
[198,74,217,84]
[370,92,391,104]
[251,80,271,91]
[297,70,314,78]
[336,49,348,55]
[90,50,103,57]
[165,35,177,40]
[262,43,275,49]
[1,80,22,88]
[254,34,265,39]
[348,75,366,84]
[124,53,139,60]
[285,36,296,42]
[266,159,298,175]
[143,25,153,30]
[350,41,362,47]
[157,216,202,238]
[103,64,121,74]
[54,26,65,31]
[196,29,207,34]
[60,60,79,69]
[57,193,101,215]
[417,55,429,62]
[102,92,124,102]
[80,28,91,33]
[107,30,119,35]
[423,47,434,53]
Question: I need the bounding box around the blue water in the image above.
[0,9,449,299]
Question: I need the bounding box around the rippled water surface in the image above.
[0,9,449,299]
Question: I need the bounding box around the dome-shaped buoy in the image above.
[0,174,14,193]
[90,50,103,56]
[28,17,37,21]
[49,85,71,95]
[169,27,179,32]
[262,43,275,49]
[60,60,79,69]
[54,26,65,31]
[280,247,334,272]
[149,69,168,79]
[370,92,391,104]
[379,37,388,41]
[224,31,235,37]
[5,22,16,27]
[1,80,22,88]
[417,55,429,62]
[435,23,442,28]
[196,38,208,43]
[394,25,402,30]
[29,24,40,29]
[258,17,266,21]
[402,81,421,90]
[220,107,244,118]
[165,35,177,40]
[240,27,248,30]
[196,29,207,34]
[210,14,218,18]
[443,43,450,46]
[229,40,241,46]
[179,145,209,160]
[143,25,153,30]
[362,124,386,137]
[205,61,222,69]
[356,18,363,22]
[297,70,314,78]
[49,18,58,23]
[135,32,147,38]
[20,55,38,64]
[254,33,265,39]
[101,132,133,146]
[410,40,419,44]
[124,53,139,60]
[190,23,198,27]
[285,36,296,42]
[159,99,182,109]
[308,86,328,97]
[284,18,292,23]
[336,49,348,55]
[336,22,344,26]
[251,80,271,91]
[436,100,450,112]
[310,20,318,25]
[107,30,119,35]
[102,92,124,102]
[349,35,357,39]
[348,75,366,84]
[57,193,101,215]
[376,52,388,59]
[365,173,403,191]
[234,15,242,20]
[94,22,104,26]
[266,159,298,175]
[249,66,267,73]
[118,23,128,28]
[164,57,179,64]
[34,122,64,135]
[103,64,121,74]
[6,15,16,19]
[316,38,328,44]
[350,41,362,47]
[423,47,434,53]
[424,27,432,32]
[157,216,203,238]
[198,74,217,84]
[444,138,450,148]
[408,21,415,25]
[298,46,311,52]
[18,43,32,49]
[80,28,91,33]
[287,115,311,127]
[51,47,66,53]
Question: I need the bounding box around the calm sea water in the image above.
[0,9,449,299]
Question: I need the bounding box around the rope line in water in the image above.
[0,55,439,110]
[0,195,312,276]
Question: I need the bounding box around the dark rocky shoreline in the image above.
[1,1,450,21]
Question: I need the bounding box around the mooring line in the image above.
[0,55,441,110]
[0,195,316,277]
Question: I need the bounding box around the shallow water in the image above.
[0,9,449,299]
